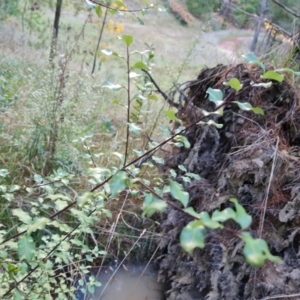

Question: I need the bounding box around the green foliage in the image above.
[186,0,219,18]
[0,0,20,19]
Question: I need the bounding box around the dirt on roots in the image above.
[157,63,300,300]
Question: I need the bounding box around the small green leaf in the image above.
[102,81,123,91]
[207,120,223,128]
[241,232,281,267]
[186,173,201,180]
[230,198,252,229]
[169,180,189,208]
[9,185,20,192]
[121,34,134,47]
[137,17,144,25]
[131,61,149,71]
[77,192,93,207]
[234,101,253,111]
[252,107,264,115]
[0,169,9,177]
[28,217,49,234]
[109,171,128,197]
[18,235,35,262]
[12,209,32,224]
[95,6,102,17]
[212,207,236,222]
[174,135,190,149]
[242,53,265,71]
[261,71,284,82]
[128,123,142,135]
[34,174,43,183]
[180,220,205,254]
[184,207,202,219]
[206,88,224,106]
[162,110,182,124]
[199,211,223,229]
[101,49,113,55]
[148,94,158,101]
[129,71,141,78]
[224,78,243,92]
[178,165,187,172]
[142,193,167,217]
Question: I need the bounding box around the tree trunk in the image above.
[49,0,63,63]
[250,0,268,52]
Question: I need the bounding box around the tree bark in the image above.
[250,0,268,52]
[49,0,63,63]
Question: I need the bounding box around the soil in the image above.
[156,63,300,299]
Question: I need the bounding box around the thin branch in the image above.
[124,45,131,167]
[270,0,300,19]
[258,137,279,238]
[142,69,179,108]
[91,7,108,74]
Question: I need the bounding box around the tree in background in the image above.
[49,0,63,62]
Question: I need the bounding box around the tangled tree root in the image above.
[157,63,300,299]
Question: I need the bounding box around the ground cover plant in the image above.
[0,0,300,299]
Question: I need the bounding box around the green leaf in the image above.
[242,53,265,71]
[121,34,134,47]
[162,110,182,124]
[180,220,205,254]
[18,235,35,262]
[223,78,243,92]
[131,61,149,71]
[174,135,190,148]
[12,208,32,224]
[28,217,49,234]
[230,198,252,229]
[128,123,142,135]
[137,17,144,25]
[9,185,20,192]
[77,192,93,207]
[241,232,281,267]
[252,107,264,115]
[200,211,223,229]
[206,88,224,106]
[184,207,202,218]
[34,174,43,183]
[211,207,236,222]
[102,81,123,91]
[129,71,141,78]
[109,171,128,197]
[101,49,113,55]
[186,173,201,180]
[142,193,167,217]
[169,180,189,208]
[261,71,284,82]
[95,6,102,17]
[207,120,223,128]
[234,101,253,111]
[0,169,9,177]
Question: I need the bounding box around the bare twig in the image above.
[270,0,300,19]
[142,69,179,108]
[91,7,108,74]
[258,137,279,238]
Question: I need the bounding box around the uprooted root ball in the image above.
[158,63,300,300]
